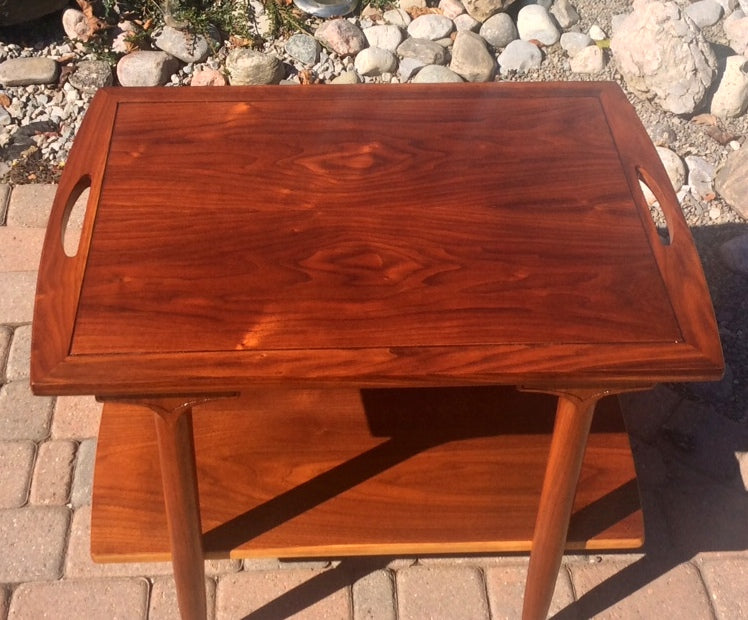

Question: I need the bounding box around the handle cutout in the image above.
[637,169,671,247]
[61,177,91,258]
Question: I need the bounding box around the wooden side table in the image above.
[31,83,723,620]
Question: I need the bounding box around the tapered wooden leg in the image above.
[153,406,207,620]
[522,391,599,620]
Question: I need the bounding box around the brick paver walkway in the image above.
[1,183,747,618]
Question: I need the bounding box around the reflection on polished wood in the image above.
[522,390,599,620]
[151,404,206,620]
[32,84,722,396]
[31,83,723,620]
[92,388,643,561]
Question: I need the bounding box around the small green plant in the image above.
[361,0,396,12]
[166,0,258,39]
[92,0,309,42]
[75,30,121,65]
[263,0,312,36]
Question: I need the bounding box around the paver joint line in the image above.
[0,184,11,226]
[691,560,720,620]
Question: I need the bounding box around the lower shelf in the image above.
[91,386,643,562]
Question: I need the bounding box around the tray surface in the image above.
[75,93,674,353]
[31,83,723,394]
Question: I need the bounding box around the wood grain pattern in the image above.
[30,84,721,620]
[30,89,117,389]
[73,96,675,353]
[523,390,598,620]
[151,402,206,620]
[31,83,723,396]
[91,387,643,560]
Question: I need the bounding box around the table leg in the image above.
[521,391,599,620]
[153,406,207,620]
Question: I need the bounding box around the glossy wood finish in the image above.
[92,388,643,560]
[31,84,723,395]
[31,83,724,620]
[150,400,206,620]
[76,94,677,352]
[522,390,599,620]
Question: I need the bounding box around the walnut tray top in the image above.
[31,83,723,396]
